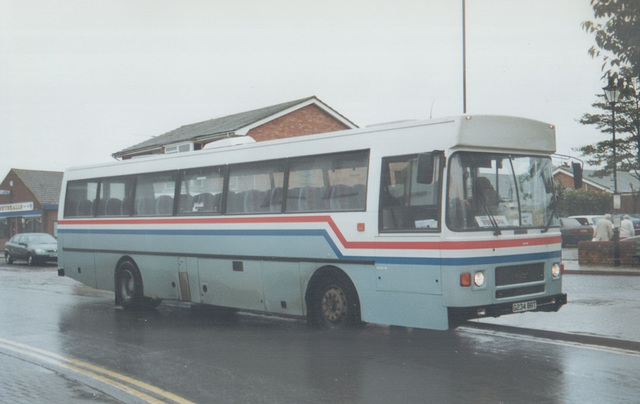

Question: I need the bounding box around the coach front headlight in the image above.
[551,263,562,278]
[473,271,486,287]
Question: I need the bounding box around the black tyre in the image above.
[27,254,35,266]
[5,253,13,265]
[115,260,162,310]
[310,272,361,328]
[115,260,145,309]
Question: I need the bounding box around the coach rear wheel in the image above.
[114,260,149,309]
[115,260,162,310]
[115,260,141,309]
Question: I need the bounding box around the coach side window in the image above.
[96,176,135,217]
[133,172,177,216]
[226,160,286,214]
[286,150,369,213]
[178,166,225,214]
[64,180,99,218]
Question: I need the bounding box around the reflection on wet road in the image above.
[2,265,640,403]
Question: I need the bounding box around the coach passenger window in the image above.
[97,176,134,217]
[286,150,369,212]
[379,153,442,232]
[178,166,225,214]
[133,172,177,216]
[64,180,99,218]
[226,160,285,214]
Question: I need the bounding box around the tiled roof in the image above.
[13,169,64,206]
[112,96,354,158]
[554,166,640,193]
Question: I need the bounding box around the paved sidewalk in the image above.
[564,261,640,276]
[0,353,122,404]
[475,248,640,343]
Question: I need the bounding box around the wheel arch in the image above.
[115,255,137,269]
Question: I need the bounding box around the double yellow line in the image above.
[0,337,195,404]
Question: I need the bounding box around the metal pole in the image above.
[612,103,621,266]
[462,0,467,114]
[612,104,617,194]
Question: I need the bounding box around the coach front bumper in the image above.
[448,293,567,321]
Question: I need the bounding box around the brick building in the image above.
[0,169,63,246]
[112,96,357,160]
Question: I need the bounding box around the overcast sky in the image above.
[1,0,606,180]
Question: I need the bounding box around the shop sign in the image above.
[0,202,34,213]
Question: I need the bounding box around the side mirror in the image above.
[571,162,583,189]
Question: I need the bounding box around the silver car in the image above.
[568,215,604,232]
[4,233,58,266]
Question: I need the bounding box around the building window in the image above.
[24,217,41,233]
[165,143,193,154]
[0,219,8,238]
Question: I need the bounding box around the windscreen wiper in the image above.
[541,198,557,233]
[479,196,502,236]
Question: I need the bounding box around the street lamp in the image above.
[603,80,623,267]
[603,82,622,195]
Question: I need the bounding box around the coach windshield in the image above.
[446,152,557,232]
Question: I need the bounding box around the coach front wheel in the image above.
[310,272,361,328]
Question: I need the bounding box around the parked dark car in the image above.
[629,215,640,233]
[4,233,58,266]
[559,217,594,247]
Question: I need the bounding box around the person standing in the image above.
[620,214,636,239]
[593,214,614,241]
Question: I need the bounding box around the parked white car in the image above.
[568,215,605,232]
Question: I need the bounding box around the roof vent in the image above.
[203,136,256,150]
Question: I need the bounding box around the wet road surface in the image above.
[1,263,639,403]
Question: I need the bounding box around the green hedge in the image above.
[557,189,612,217]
